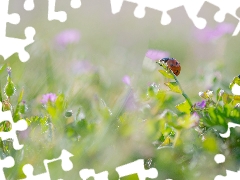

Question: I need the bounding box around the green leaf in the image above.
[203,136,218,153]
[0,64,7,75]
[159,110,183,130]
[56,93,67,111]
[158,70,174,79]
[39,116,49,133]
[17,88,24,103]
[164,82,182,93]
[47,106,57,118]
[175,101,191,114]
[76,119,90,137]
[232,95,240,106]
[230,75,240,90]
[203,106,228,133]
[222,92,233,105]
[19,102,27,114]
[4,76,16,97]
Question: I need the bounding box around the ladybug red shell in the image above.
[160,58,181,76]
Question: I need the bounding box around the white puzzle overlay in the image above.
[0,0,240,179]
[0,101,28,180]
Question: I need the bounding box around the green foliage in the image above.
[164,82,182,93]
[175,101,191,114]
[0,60,239,180]
[0,64,7,75]
[4,76,16,97]
[158,70,174,79]
[229,75,240,90]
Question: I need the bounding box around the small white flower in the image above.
[198,92,204,97]
[206,90,213,98]
[219,89,224,97]
[199,91,208,99]
[235,103,240,109]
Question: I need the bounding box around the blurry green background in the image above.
[5,0,240,100]
[1,0,240,179]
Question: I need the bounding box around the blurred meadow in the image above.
[1,0,240,179]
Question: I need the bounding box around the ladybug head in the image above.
[160,57,175,63]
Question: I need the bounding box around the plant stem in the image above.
[166,67,193,107]
[173,130,181,147]
[157,61,193,107]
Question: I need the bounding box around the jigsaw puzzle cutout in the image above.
[79,159,158,180]
[48,0,67,22]
[215,170,240,180]
[205,0,240,36]
[1,0,240,179]
[2,0,240,63]
[214,154,226,164]
[24,0,35,11]
[0,0,35,62]
[219,122,240,138]
[110,0,206,28]
[214,153,240,180]
[197,2,238,34]
[79,169,109,180]
[20,149,73,180]
[109,0,240,35]
[23,0,81,21]
[0,102,28,150]
[70,0,82,9]
[116,159,158,180]
[0,0,84,61]
[0,100,28,180]
[192,1,239,43]
[0,156,14,180]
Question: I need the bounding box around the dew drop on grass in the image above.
[65,110,73,118]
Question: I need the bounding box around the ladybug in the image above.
[160,57,181,76]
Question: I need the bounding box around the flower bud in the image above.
[195,100,206,109]
[234,103,240,109]
[19,101,28,114]
[2,100,12,111]
[4,76,16,97]
[7,67,11,76]
[199,90,213,99]
[199,91,208,99]
[219,89,224,97]
[65,110,73,118]
[206,90,213,98]
[189,112,200,128]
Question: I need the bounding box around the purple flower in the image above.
[18,128,30,140]
[54,29,80,48]
[195,100,206,109]
[145,49,170,61]
[72,60,95,74]
[124,90,137,111]
[7,67,11,76]
[41,93,57,104]
[122,75,131,85]
[190,112,200,127]
[195,23,234,43]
